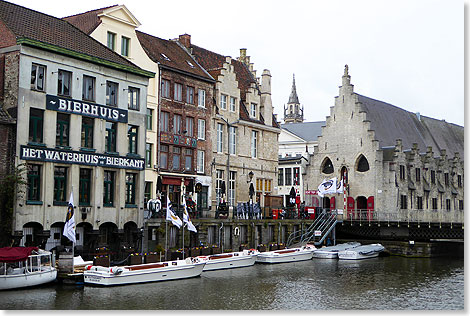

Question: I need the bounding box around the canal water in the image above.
[0,256,463,310]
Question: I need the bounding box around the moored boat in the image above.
[0,247,57,290]
[338,243,385,260]
[199,249,259,271]
[313,242,361,259]
[83,257,206,286]
[256,244,316,264]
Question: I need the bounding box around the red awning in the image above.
[0,247,38,263]
[161,177,192,186]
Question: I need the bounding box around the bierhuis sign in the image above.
[46,95,128,123]
[20,145,144,170]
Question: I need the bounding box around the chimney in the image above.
[179,34,191,49]
[239,48,248,65]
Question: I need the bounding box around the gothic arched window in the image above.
[356,154,370,172]
[321,157,334,174]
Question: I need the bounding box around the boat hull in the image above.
[313,242,361,259]
[256,248,314,264]
[312,251,339,259]
[202,252,258,271]
[0,269,57,290]
[338,244,385,260]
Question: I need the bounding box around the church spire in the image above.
[288,74,300,104]
[283,73,304,124]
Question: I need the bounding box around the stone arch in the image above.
[356,154,370,172]
[98,222,119,251]
[123,221,140,251]
[45,222,64,251]
[356,196,368,218]
[21,222,43,247]
[321,157,334,174]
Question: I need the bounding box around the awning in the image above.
[0,247,38,263]
[162,176,191,186]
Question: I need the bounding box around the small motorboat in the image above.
[256,244,316,264]
[313,242,361,259]
[338,243,385,260]
[83,257,206,286]
[198,249,259,271]
[0,247,57,290]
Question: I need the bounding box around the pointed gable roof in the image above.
[288,74,299,104]
[63,5,118,35]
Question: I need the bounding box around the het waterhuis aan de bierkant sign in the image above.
[20,145,144,171]
[46,94,128,123]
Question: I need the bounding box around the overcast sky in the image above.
[8,0,465,126]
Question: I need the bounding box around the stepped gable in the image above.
[281,121,325,142]
[357,94,464,160]
[136,31,213,81]
[63,5,118,35]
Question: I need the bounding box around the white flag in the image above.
[182,198,197,233]
[336,179,344,194]
[318,177,337,197]
[166,196,182,228]
[63,191,76,243]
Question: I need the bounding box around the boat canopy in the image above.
[0,247,39,263]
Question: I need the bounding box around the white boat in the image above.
[313,242,361,259]
[338,243,385,260]
[83,257,206,286]
[0,247,57,290]
[199,249,259,271]
[256,245,316,264]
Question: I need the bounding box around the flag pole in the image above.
[165,220,168,261]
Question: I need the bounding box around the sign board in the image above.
[337,209,344,215]
[305,190,319,195]
[195,183,202,193]
[314,230,322,237]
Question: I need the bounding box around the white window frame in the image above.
[229,126,236,155]
[197,119,206,140]
[127,86,140,110]
[251,130,258,158]
[173,114,182,135]
[121,36,130,57]
[217,123,223,153]
[250,103,257,118]
[31,63,46,91]
[161,79,170,99]
[186,117,194,137]
[230,96,236,112]
[174,83,183,102]
[198,89,206,108]
[161,112,169,132]
[197,150,205,173]
[229,171,236,206]
[220,94,227,110]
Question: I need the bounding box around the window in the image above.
[125,173,136,205]
[53,166,67,204]
[278,168,284,186]
[197,150,205,173]
[128,87,140,110]
[160,145,168,169]
[146,109,153,130]
[216,123,224,153]
[220,94,227,110]
[400,195,407,209]
[230,96,236,112]
[144,182,152,206]
[31,64,45,91]
[431,170,436,184]
[198,119,206,140]
[216,170,224,205]
[285,168,292,186]
[256,179,262,191]
[107,32,116,50]
[415,168,421,183]
[186,86,195,104]
[417,196,423,210]
[56,113,70,147]
[322,158,334,174]
[172,147,181,171]
[121,36,130,57]
[29,108,43,144]
[357,155,369,172]
[82,75,95,101]
[459,200,464,210]
[457,175,462,188]
[145,143,152,168]
[184,148,193,171]
[103,171,115,207]
[173,114,182,135]
[57,70,71,97]
[81,117,94,149]
[444,173,449,186]
[399,165,406,180]
[265,179,272,192]
[105,121,117,153]
[186,117,194,137]
[293,167,300,185]
[229,171,236,206]
[446,199,451,211]
[79,169,91,206]
[106,81,118,106]
[174,83,183,101]
[161,112,169,132]
[198,89,206,107]
[229,126,236,155]
[27,164,41,201]
[161,79,170,98]
[250,103,257,117]
[432,198,438,210]
[251,130,258,157]
[128,125,138,154]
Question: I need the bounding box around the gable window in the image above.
[250,103,257,118]
[103,171,115,207]
[285,168,292,186]
[27,164,41,202]
[251,130,258,158]
[186,86,195,104]
[229,126,236,155]
[160,111,169,132]
[198,89,206,108]
[31,64,45,91]
[230,96,236,112]
[356,155,369,172]
[197,150,205,173]
[186,117,194,137]
[185,148,193,171]
[29,108,43,144]
[81,117,94,149]
[160,145,168,169]
[173,114,182,135]
[82,75,95,102]
[128,87,140,110]
[107,32,116,50]
[321,158,334,174]
[399,165,406,180]
[125,173,136,205]
[57,70,72,97]
[79,168,91,206]
[146,143,152,168]
[400,194,407,209]
[415,168,421,183]
[174,83,183,101]
[278,168,284,186]
[53,166,67,204]
[161,79,170,98]
[197,119,206,140]
[128,126,138,155]
[105,121,117,153]
[56,113,70,147]
[220,94,227,110]
[146,109,153,130]
[121,36,130,57]
[106,81,118,106]
[217,123,223,153]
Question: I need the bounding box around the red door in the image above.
[347,197,355,220]
[367,196,374,221]
[330,197,336,211]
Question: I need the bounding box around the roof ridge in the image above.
[62,5,119,19]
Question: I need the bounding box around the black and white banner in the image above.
[20,145,144,170]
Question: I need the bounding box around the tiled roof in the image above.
[281,121,325,142]
[136,31,213,82]
[357,94,464,160]
[0,1,148,76]
[63,5,118,35]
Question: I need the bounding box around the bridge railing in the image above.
[344,209,464,225]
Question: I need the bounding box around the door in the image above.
[347,197,355,220]
[330,197,336,211]
[367,196,375,221]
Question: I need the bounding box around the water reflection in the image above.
[0,257,463,310]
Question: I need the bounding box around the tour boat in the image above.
[0,247,57,290]
[313,242,361,259]
[255,245,316,264]
[337,243,385,260]
[83,257,206,286]
[199,249,259,271]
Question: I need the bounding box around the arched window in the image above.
[321,157,334,174]
[357,154,369,172]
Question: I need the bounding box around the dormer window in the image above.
[107,32,116,51]
[250,103,257,118]
[121,36,130,57]
[161,53,171,61]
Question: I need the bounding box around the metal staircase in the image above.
[286,211,338,247]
